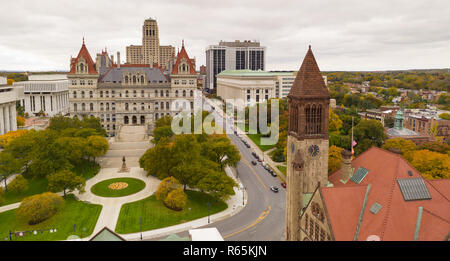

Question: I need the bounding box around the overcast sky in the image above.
[0,0,449,72]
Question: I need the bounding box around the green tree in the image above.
[410,150,450,179]
[16,192,64,225]
[382,138,417,161]
[55,137,87,165]
[171,135,204,190]
[47,170,86,198]
[329,110,343,134]
[164,188,187,211]
[139,138,177,179]
[353,119,387,155]
[8,175,28,194]
[85,136,109,164]
[0,151,21,192]
[155,115,173,128]
[197,170,237,201]
[439,113,450,120]
[155,176,182,201]
[152,126,174,144]
[201,135,240,171]
[328,145,343,174]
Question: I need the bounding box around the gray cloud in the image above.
[0,0,449,71]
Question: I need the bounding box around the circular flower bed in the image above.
[108,182,129,190]
[91,178,146,198]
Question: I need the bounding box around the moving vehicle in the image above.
[281,182,286,188]
[270,186,279,193]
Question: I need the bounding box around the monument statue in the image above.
[118,155,130,173]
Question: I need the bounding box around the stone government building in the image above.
[68,39,197,137]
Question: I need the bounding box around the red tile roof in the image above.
[324,146,450,241]
[69,40,97,74]
[170,42,196,75]
[288,46,329,99]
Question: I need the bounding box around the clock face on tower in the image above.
[308,145,320,157]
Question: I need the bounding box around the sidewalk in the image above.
[116,166,247,241]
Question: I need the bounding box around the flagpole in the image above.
[351,116,354,155]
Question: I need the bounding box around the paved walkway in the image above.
[73,167,160,239]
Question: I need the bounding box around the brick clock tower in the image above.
[285,46,330,241]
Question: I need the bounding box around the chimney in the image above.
[341,150,353,183]
[117,51,120,68]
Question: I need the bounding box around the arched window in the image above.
[311,104,316,135]
[125,103,129,111]
[73,91,77,98]
[166,102,169,109]
[100,103,104,111]
[90,103,94,111]
[141,75,144,84]
[133,75,136,84]
[106,103,110,111]
[125,90,129,97]
[166,90,169,97]
[305,105,310,134]
[100,91,103,98]
[133,90,137,97]
[125,75,129,84]
[141,90,145,97]
[317,105,322,134]
[175,90,179,97]
[155,113,159,120]
[81,91,85,98]
[190,90,193,97]
[82,103,86,111]
[89,91,93,98]
[183,90,186,97]
[160,90,164,97]
[74,103,78,111]
[155,90,158,97]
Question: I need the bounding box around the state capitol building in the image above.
[68,18,198,137]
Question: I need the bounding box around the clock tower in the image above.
[285,46,330,241]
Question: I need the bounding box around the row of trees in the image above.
[325,70,450,92]
[140,115,240,201]
[0,116,108,200]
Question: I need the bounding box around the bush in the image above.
[8,175,29,194]
[16,192,64,225]
[271,148,285,162]
[164,188,187,211]
[155,177,181,201]
[17,116,25,127]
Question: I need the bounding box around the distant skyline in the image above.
[0,0,449,72]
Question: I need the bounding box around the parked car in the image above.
[270,186,279,193]
[271,172,277,177]
[245,143,251,148]
[281,182,286,188]
[251,160,257,165]
[258,158,263,162]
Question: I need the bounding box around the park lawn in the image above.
[277,165,287,175]
[0,159,100,207]
[115,190,227,234]
[90,178,146,197]
[0,195,102,241]
[247,133,276,152]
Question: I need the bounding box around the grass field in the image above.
[90,178,146,198]
[277,165,287,175]
[0,195,102,241]
[115,190,227,234]
[0,160,100,207]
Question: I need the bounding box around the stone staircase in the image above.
[117,125,147,142]
[98,125,152,168]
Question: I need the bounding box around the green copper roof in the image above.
[159,233,190,241]
[218,69,295,77]
[90,228,125,241]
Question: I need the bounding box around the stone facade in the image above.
[68,40,197,137]
[286,46,330,241]
[14,74,69,117]
[0,85,23,135]
[125,19,175,70]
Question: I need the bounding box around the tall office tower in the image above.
[159,45,175,70]
[205,40,266,92]
[142,18,160,67]
[126,45,142,64]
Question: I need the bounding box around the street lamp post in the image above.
[242,186,246,206]
[140,216,143,240]
[207,202,211,224]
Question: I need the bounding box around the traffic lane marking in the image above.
[223,205,272,239]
